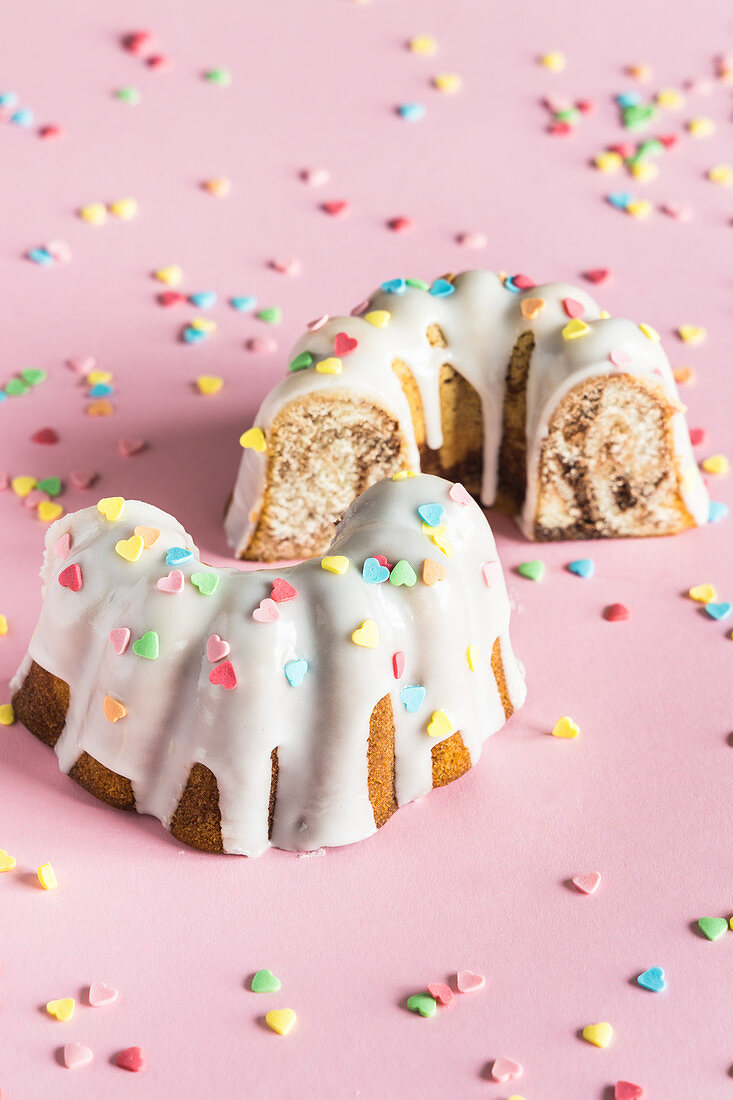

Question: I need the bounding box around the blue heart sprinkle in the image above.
[709,501,728,523]
[397,102,426,122]
[417,503,444,528]
[429,279,455,298]
[284,658,309,687]
[0,92,19,108]
[0,391,7,402]
[616,91,641,108]
[183,326,206,344]
[504,276,520,293]
[705,601,731,621]
[381,278,406,295]
[88,383,114,398]
[568,558,594,578]
[608,192,633,210]
[230,295,257,312]
[166,546,193,565]
[362,557,390,584]
[189,291,217,309]
[400,685,426,713]
[27,248,54,266]
[10,107,33,127]
[637,966,666,992]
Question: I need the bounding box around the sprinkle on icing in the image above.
[426,709,453,738]
[321,555,349,574]
[351,619,379,648]
[239,428,267,452]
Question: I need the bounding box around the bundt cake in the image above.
[225,270,709,560]
[11,474,526,856]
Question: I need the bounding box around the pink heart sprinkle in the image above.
[156,569,184,594]
[32,426,59,445]
[54,533,71,560]
[572,871,602,894]
[583,268,610,285]
[321,199,350,218]
[660,201,692,221]
[350,298,371,316]
[374,554,391,569]
[689,427,707,446]
[253,597,280,623]
[206,634,231,662]
[246,336,278,354]
[115,1046,145,1073]
[481,561,501,587]
[491,1057,523,1083]
[209,660,237,689]
[88,980,118,1007]
[24,489,49,509]
[118,437,146,458]
[604,602,630,622]
[109,627,131,655]
[70,469,98,489]
[615,1083,644,1100]
[387,216,414,233]
[46,239,72,263]
[269,257,301,276]
[455,231,487,249]
[333,332,358,356]
[392,651,405,679]
[456,969,485,993]
[66,356,96,375]
[58,563,82,591]
[306,314,329,331]
[563,297,585,319]
[300,167,330,187]
[427,982,453,1006]
[63,1042,93,1070]
[449,482,472,506]
[609,349,632,369]
[271,578,298,603]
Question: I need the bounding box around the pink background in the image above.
[1,1,732,1096]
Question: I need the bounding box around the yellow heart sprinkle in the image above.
[97,496,125,521]
[656,87,684,109]
[38,501,63,523]
[108,197,138,220]
[626,199,652,219]
[562,319,590,341]
[0,849,16,872]
[79,202,107,225]
[197,375,224,395]
[466,645,479,671]
[630,161,658,182]
[687,117,715,137]
[0,703,15,726]
[689,584,717,604]
[104,695,127,723]
[552,716,580,739]
[190,317,216,332]
[707,164,733,186]
[433,72,462,94]
[46,998,75,1022]
[582,1022,613,1048]
[87,370,113,385]
[239,428,267,452]
[520,297,546,320]
[37,862,57,889]
[427,709,454,738]
[639,323,660,343]
[134,525,160,548]
[266,1008,297,1036]
[0,614,7,635]
[351,619,379,648]
[422,523,455,558]
[115,534,144,562]
[677,324,706,344]
[392,469,418,480]
[321,555,350,575]
[315,357,343,375]
[594,151,623,173]
[11,476,37,498]
[409,34,437,55]
[154,265,183,286]
[599,310,611,319]
[539,50,565,72]
[364,310,391,327]
[701,454,729,475]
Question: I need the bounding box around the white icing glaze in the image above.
[12,474,526,856]
[225,271,709,555]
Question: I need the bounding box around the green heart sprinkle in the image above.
[37,477,62,497]
[389,560,417,587]
[132,631,159,660]
[191,572,219,596]
[204,67,231,86]
[115,86,140,105]
[256,307,282,325]
[405,278,429,291]
[289,352,314,372]
[406,993,436,1018]
[21,368,46,386]
[251,968,282,993]
[518,560,545,582]
[5,379,29,396]
[698,917,728,941]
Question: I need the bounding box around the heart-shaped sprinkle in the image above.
[637,966,666,992]
[271,578,298,602]
[352,619,379,648]
[552,716,579,739]
[288,351,314,372]
[32,427,59,445]
[284,659,309,687]
[381,278,406,294]
[116,1046,145,1072]
[389,560,417,587]
[448,482,472,506]
[209,660,237,689]
[301,167,330,187]
[615,1083,644,1100]
[24,489,47,511]
[608,348,631,370]
[118,437,146,458]
[251,968,282,993]
[115,534,144,562]
[604,603,630,622]
[480,561,501,588]
[38,501,63,523]
[307,314,329,330]
[418,503,445,528]
[109,627,131,655]
[70,469,98,489]
[321,555,349,575]
[582,1021,613,1047]
[103,695,127,723]
[239,427,267,452]
[363,557,390,584]
[491,1056,522,1082]
[689,583,716,603]
[702,454,729,475]
[6,378,30,396]
[698,916,727,941]
[266,1008,297,1035]
[563,297,585,319]
[63,1042,93,1070]
[427,710,453,738]
[334,332,358,356]
[11,475,37,497]
[406,994,436,1017]
[134,525,160,548]
[246,337,277,354]
[392,652,405,679]
[256,306,282,325]
[97,496,125,521]
[154,264,182,286]
[207,635,230,662]
[87,399,114,417]
[54,533,71,560]
[677,324,706,344]
[157,569,185,594]
[189,290,217,309]
[109,197,137,220]
[709,501,728,523]
[583,268,610,284]
[572,871,601,893]
[37,476,61,496]
[639,322,660,344]
[456,970,485,993]
[518,559,545,582]
[132,631,159,660]
[229,295,257,312]
[568,558,594,578]
[0,704,15,726]
[159,290,184,307]
[705,601,732,621]
[253,598,280,623]
[37,862,57,889]
[315,356,343,375]
[400,685,426,713]
[562,319,590,340]
[89,981,118,1006]
[426,982,452,1006]
[364,310,391,327]
[191,572,219,595]
[456,230,487,249]
[689,428,707,446]
[429,278,455,297]
[422,559,446,586]
[166,546,193,566]
[46,998,75,1021]
[321,199,350,217]
[58,564,82,591]
[0,849,17,872]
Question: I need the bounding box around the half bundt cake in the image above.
[225,270,709,560]
[11,474,526,855]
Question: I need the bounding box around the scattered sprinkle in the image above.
[572,871,601,893]
[46,998,75,1021]
[604,603,630,621]
[406,993,436,1017]
[582,1021,613,1048]
[637,966,666,992]
[265,1009,297,1035]
[517,560,544,582]
[251,969,282,993]
[552,716,580,739]
[37,862,58,889]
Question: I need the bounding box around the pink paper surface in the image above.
[1,2,732,1096]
